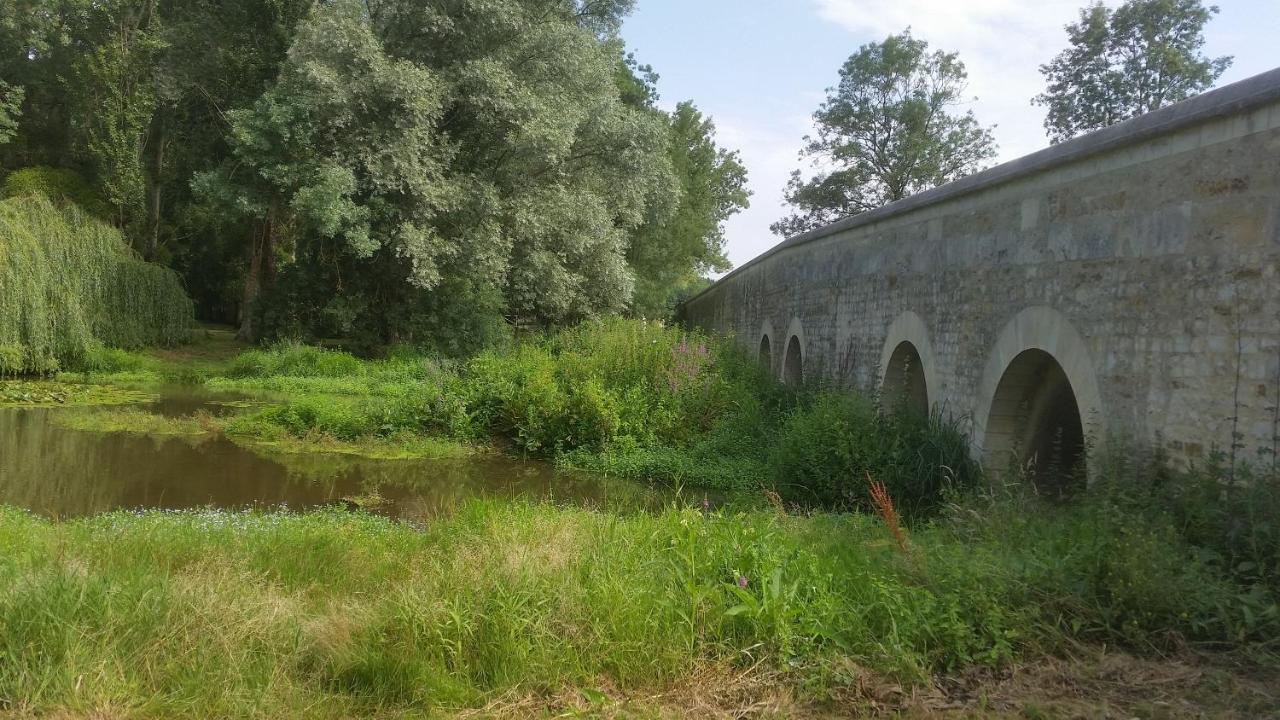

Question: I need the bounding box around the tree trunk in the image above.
[143,113,165,259]
[236,212,275,342]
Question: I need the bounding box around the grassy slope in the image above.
[1,502,1275,719]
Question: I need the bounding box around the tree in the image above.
[193,0,455,341]
[1034,0,1232,143]
[628,102,749,318]
[203,0,679,343]
[773,31,996,238]
[364,0,677,330]
[0,80,20,145]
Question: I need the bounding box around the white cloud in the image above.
[811,0,1105,160]
[714,0,1097,270]
[712,0,1262,271]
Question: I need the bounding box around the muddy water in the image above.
[0,390,671,520]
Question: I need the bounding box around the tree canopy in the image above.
[0,0,748,350]
[773,31,997,238]
[1034,0,1232,143]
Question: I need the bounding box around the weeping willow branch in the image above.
[0,195,193,375]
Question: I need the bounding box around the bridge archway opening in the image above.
[983,349,1085,495]
[881,341,928,415]
[759,335,772,369]
[783,336,803,385]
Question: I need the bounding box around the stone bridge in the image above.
[680,68,1280,478]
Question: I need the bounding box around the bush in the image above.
[943,481,1280,646]
[768,394,978,515]
[227,342,365,379]
[76,343,147,374]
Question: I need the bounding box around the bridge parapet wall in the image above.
[681,69,1280,469]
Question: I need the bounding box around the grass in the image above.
[52,407,215,436]
[0,492,1275,718]
[5,320,1280,716]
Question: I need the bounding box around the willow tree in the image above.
[628,102,749,318]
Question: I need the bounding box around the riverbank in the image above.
[9,320,980,516]
[2,500,1277,718]
[3,320,1279,716]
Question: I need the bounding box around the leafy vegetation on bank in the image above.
[0,485,1275,718]
[172,319,978,510]
[0,196,193,375]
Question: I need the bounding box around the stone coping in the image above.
[682,66,1280,307]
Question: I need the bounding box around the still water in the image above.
[0,389,672,520]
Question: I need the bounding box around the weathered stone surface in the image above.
[681,69,1280,471]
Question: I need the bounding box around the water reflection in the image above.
[0,398,671,520]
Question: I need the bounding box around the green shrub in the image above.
[0,196,193,375]
[227,341,365,379]
[76,343,147,374]
[943,483,1280,646]
[768,394,978,515]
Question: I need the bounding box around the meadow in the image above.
[1,482,1276,718]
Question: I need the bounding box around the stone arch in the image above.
[782,317,806,385]
[758,319,775,372]
[973,307,1105,486]
[878,311,939,414]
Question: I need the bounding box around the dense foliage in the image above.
[1034,0,1232,142]
[772,31,997,238]
[0,196,192,375]
[158,319,976,512]
[0,0,747,351]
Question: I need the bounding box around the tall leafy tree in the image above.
[2,0,749,350]
[773,31,996,238]
[204,0,678,343]
[363,0,676,330]
[628,101,748,318]
[194,0,455,341]
[1034,0,1232,143]
[0,0,162,233]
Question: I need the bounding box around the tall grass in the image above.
[1,491,1274,717]
[0,195,193,375]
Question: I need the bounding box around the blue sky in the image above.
[620,0,1280,270]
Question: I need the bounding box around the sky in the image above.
[620,0,1280,271]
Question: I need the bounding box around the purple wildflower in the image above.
[736,576,748,589]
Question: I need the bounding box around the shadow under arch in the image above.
[783,335,803,385]
[972,307,1105,488]
[780,317,806,386]
[756,319,775,374]
[878,311,939,415]
[882,341,928,415]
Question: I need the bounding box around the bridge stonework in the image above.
[680,69,1280,473]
